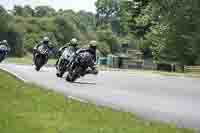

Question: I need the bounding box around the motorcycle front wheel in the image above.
[56,59,67,78]
[0,52,6,63]
[35,55,46,71]
[66,72,77,82]
[66,66,83,82]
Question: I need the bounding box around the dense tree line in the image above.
[95,0,200,69]
[0,1,200,68]
[0,5,97,57]
[0,5,23,56]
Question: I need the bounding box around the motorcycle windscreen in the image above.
[38,45,48,54]
[62,48,75,59]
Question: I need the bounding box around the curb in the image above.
[0,67,27,82]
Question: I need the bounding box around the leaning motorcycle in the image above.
[0,45,9,63]
[66,51,95,82]
[56,48,75,78]
[34,45,49,71]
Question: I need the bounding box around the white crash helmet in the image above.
[70,38,78,45]
[89,40,97,49]
[2,40,8,44]
[89,40,97,46]
[43,36,49,43]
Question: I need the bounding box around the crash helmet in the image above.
[43,36,49,44]
[89,40,97,49]
[70,38,78,47]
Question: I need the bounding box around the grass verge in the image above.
[0,70,194,133]
[98,65,200,79]
[4,55,56,65]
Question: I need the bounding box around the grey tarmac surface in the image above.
[0,63,200,129]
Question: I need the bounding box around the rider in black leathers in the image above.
[0,40,10,58]
[56,38,79,67]
[33,36,51,63]
[68,40,98,75]
[0,40,9,51]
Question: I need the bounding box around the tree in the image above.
[78,10,96,31]
[95,0,121,34]
[97,28,120,54]
[7,27,24,57]
[119,0,152,37]
[95,0,120,25]
[158,0,199,64]
[0,6,9,32]
[54,16,77,45]
[13,5,35,17]
[35,6,56,17]
[0,5,6,13]
[13,5,24,16]
[24,5,35,17]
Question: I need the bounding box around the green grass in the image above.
[98,65,200,79]
[152,71,200,78]
[4,56,33,64]
[136,69,200,78]
[0,70,194,133]
[4,55,56,65]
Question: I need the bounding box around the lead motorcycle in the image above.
[56,47,76,78]
[0,45,9,63]
[34,45,49,71]
[66,51,96,82]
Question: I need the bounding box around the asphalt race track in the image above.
[1,63,200,129]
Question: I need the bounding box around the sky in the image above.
[0,0,97,13]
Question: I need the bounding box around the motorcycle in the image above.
[0,45,9,63]
[66,51,95,82]
[56,47,75,78]
[34,45,49,71]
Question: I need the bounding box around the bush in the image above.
[97,29,120,55]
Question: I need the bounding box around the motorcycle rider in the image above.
[0,40,10,54]
[0,40,8,45]
[68,40,98,75]
[56,38,79,67]
[0,40,9,47]
[33,36,51,63]
[0,40,10,62]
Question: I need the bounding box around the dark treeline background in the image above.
[0,0,200,67]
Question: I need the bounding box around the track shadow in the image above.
[72,81,97,85]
